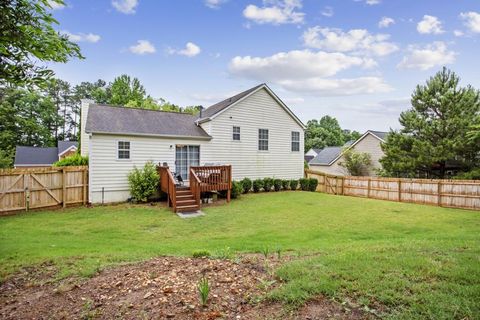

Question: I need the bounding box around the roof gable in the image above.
[198,84,306,129]
[58,141,78,155]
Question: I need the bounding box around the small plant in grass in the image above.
[281,179,290,190]
[261,246,270,258]
[240,178,252,194]
[252,179,264,193]
[290,179,298,190]
[275,245,282,259]
[308,178,318,192]
[273,179,282,191]
[299,178,309,191]
[192,250,211,258]
[258,278,277,291]
[263,178,273,192]
[213,246,234,259]
[197,276,210,307]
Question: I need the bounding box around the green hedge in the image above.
[53,153,88,167]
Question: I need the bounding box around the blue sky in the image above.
[50,0,480,132]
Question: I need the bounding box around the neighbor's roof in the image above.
[85,104,211,139]
[58,141,78,155]
[369,130,388,141]
[14,146,59,166]
[309,146,343,165]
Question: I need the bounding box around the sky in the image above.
[49,0,480,132]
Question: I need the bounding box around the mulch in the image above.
[0,255,371,319]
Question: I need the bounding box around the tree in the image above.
[380,68,480,178]
[110,75,146,106]
[339,149,372,176]
[305,116,361,151]
[0,0,83,87]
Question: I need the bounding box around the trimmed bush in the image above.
[299,178,309,191]
[253,179,264,193]
[290,179,298,190]
[281,179,290,190]
[308,178,318,192]
[240,177,252,194]
[53,153,88,167]
[231,181,242,199]
[127,161,159,202]
[263,177,273,192]
[192,250,211,258]
[273,179,282,191]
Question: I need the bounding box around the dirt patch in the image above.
[0,256,370,319]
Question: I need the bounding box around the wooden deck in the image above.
[158,164,232,213]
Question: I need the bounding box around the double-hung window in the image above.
[291,131,300,152]
[233,126,241,141]
[118,141,130,159]
[258,129,269,151]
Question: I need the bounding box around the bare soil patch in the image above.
[0,256,369,319]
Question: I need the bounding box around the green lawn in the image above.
[1,192,479,319]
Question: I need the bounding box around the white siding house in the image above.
[308,131,387,176]
[81,84,305,203]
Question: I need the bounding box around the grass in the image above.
[0,192,479,319]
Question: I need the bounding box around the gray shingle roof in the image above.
[309,146,343,165]
[58,141,78,154]
[200,83,265,120]
[312,148,322,154]
[85,104,211,139]
[14,146,58,166]
[369,130,388,140]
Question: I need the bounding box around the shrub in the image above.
[53,153,88,167]
[253,179,264,193]
[281,179,290,190]
[127,161,159,202]
[308,178,318,192]
[240,177,252,194]
[299,178,309,191]
[454,168,480,180]
[263,178,273,192]
[231,181,242,199]
[273,179,282,191]
[192,250,211,258]
[290,179,298,190]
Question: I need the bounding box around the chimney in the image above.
[80,99,94,156]
[199,106,204,118]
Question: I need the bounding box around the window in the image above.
[291,131,300,152]
[118,141,130,159]
[233,126,241,141]
[258,129,269,151]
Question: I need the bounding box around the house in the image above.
[14,141,78,168]
[308,130,387,176]
[81,83,306,204]
[304,148,322,163]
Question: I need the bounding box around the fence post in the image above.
[82,169,87,205]
[341,176,345,195]
[24,174,29,211]
[62,167,66,208]
[367,178,371,198]
[398,179,402,202]
[437,181,442,207]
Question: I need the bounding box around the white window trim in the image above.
[291,131,300,152]
[116,140,131,161]
[258,128,269,152]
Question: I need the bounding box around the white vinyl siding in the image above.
[258,129,268,151]
[291,131,300,152]
[233,126,240,141]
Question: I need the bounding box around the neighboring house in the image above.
[309,130,387,176]
[304,148,322,163]
[81,83,306,203]
[14,141,78,168]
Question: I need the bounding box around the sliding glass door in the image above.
[175,145,200,180]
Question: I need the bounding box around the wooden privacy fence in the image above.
[305,169,480,210]
[0,166,88,215]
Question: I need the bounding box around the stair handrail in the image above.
[158,165,177,212]
[189,168,201,208]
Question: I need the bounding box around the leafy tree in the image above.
[380,68,480,178]
[0,149,13,168]
[339,149,372,176]
[305,116,361,151]
[110,74,147,106]
[0,0,83,87]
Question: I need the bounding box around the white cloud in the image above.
[302,26,398,56]
[397,42,456,71]
[378,17,395,28]
[129,40,156,55]
[283,97,305,104]
[112,0,138,14]
[63,31,101,43]
[47,0,66,10]
[243,0,305,25]
[417,15,444,34]
[454,30,464,37]
[460,11,480,33]
[167,42,201,57]
[228,50,390,96]
[354,0,381,5]
[321,6,334,17]
[205,0,227,9]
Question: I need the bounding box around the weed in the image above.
[198,276,210,307]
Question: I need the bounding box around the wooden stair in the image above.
[175,186,200,213]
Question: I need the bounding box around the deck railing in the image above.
[189,168,201,208]
[190,165,232,195]
[157,165,177,212]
